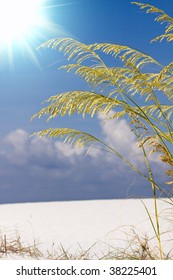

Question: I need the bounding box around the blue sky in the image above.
[0,0,172,203]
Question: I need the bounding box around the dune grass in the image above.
[0,233,42,259]
[0,227,172,260]
[32,2,173,259]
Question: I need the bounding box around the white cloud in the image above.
[54,141,84,162]
[3,129,29,165]
[2,129,85,167]
[5,129,29,148]
[98,113,144,166]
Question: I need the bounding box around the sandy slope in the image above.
[0,199,172,258]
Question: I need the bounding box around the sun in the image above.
[0,0,54,67]
[0,0,70,67]
[0,0,45,44]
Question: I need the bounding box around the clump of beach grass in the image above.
[32,2,173,259]
[0,232,43,259]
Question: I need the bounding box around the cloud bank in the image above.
[0,116,168,203]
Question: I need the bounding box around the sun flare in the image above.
[0,0,45,44]
[0,0,70,67]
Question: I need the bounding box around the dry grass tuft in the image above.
[0,233,43,259]
[102,232,165,260]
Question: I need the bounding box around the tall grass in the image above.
[32,2,173,259]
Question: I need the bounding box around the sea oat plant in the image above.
[32,2,173,259]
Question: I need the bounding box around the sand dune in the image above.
[0,199,172,258]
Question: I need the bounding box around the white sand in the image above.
[0,199,172,258]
